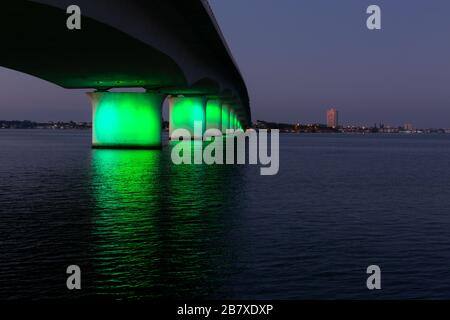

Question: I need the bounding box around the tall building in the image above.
[327,108,339,128]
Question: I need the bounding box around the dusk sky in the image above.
[2,0,450,127]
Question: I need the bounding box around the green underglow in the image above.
[230,111,236,130]
[229,109,233,130]
[221,105,230,133]
[170,97,206,139]
[206,100,222,131]
[89,92,163,148]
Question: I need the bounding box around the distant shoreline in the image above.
[0,120,91,130]
[255,120,450,135]
[0,127,91,130]
[2,120,450,134]
[1,128,449,135]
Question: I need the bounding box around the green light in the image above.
[230,110,236,130]
[91,149,161,293]
[206,100,222,131]
[88,92,164,149]
[221,104,230,133]
[90,147,238,297]
[169,96,206,139]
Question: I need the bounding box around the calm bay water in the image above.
[1,130,450,300]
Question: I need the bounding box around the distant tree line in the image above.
[0,120,91,129]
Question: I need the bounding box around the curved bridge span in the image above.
[0,0,250,148]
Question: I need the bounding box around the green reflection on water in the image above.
[90,145,242,299]
[90,149,162,298]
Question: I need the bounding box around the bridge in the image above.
[0,0,250,148]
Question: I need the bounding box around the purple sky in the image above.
[2,0,450,128]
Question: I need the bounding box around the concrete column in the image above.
[230,109,235,130]
[221,103,230,134]
[169,95,206,140]
[236,117,241,130]
[87,91,164,149]
[205,99,222,137]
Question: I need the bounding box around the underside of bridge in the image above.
[0,0,250,148]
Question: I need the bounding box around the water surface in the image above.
[1,130,450,300]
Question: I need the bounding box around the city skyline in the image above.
[0,107,445,130]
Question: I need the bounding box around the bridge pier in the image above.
[205,99,222,137]
[221,104,230,134]
[87,91,164,149]
[230,109,236,130]
[169,96,206,140]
